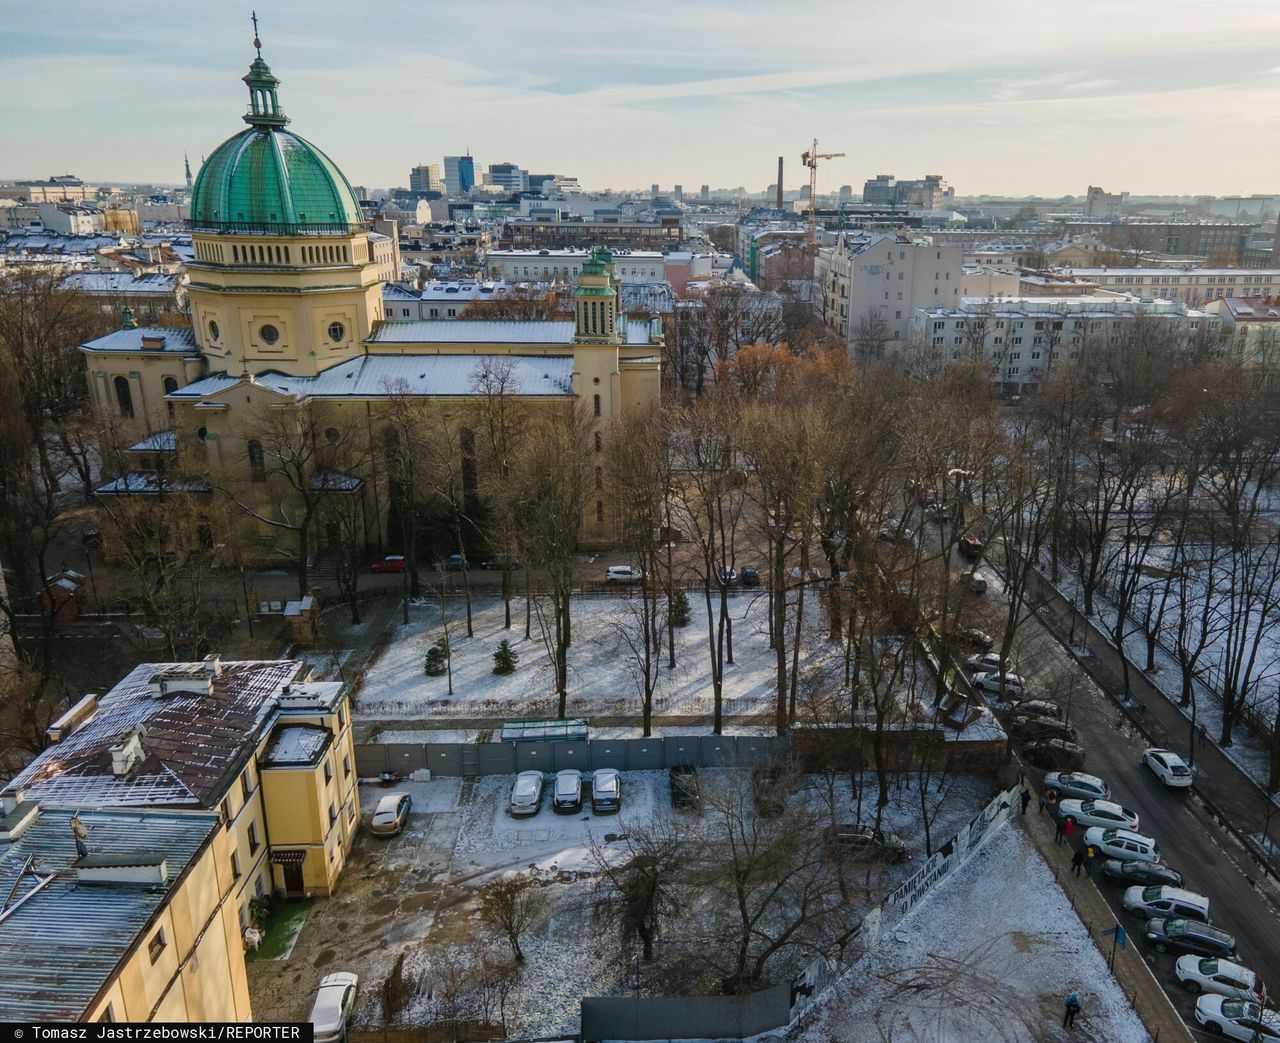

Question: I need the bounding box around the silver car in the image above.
[1043,771,1109,801]
[509,771,544,817]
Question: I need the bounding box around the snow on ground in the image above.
[796,823,1150,1043]
[359,776,463,816]
[356,592,842,720]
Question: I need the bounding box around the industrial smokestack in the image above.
[776,157,784,210]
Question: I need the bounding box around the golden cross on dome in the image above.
[251,11,262,57]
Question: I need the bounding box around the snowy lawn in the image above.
[356,592,844,720]
[795,823,1150,1043]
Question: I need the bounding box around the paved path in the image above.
[354,713,777,742]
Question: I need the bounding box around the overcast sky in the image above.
[5,0,1280,197]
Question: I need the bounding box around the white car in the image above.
[1143,748,1193,788]
[1176,956,1262,1002]
[965,653,1008,674]
[310,971,359,1043]
[509,770,544,817]
[1193,996,1280,1041]
[369,792,411,836]
[1043,771,1110,802]
[605,565,644,583]
[972,671,1025,696]
[1056,798,1139,832]
[1084,826,1160,863]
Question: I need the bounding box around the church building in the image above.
[80,43,663,550]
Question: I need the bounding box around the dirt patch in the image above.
[398,892,438,913]
[370,897,398,915]
[313,949,335,969]
[1011,930,1033,952]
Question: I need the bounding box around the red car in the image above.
[958,536,984,559]
[371,555,407,573]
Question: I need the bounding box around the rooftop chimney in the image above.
[109,729,146,777]
[46,693,99,744]
[75,853,169,886]
[776,157,784,211]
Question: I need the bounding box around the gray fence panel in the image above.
[663,736,701,768]
[354,744,390,777]
[385,744,428,774]
[581,985,790,1041]
[552,740,591,771]
[424,744,463,777]
[514,741,555,772]
[625,739,666,771]
[737,737,782,767]
[699,735,737,767]
[475,743,516,775]
[588,741,628,769]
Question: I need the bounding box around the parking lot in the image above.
[248,766,996,1036]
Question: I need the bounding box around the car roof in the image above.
[374,792,408,813]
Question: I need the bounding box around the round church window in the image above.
[208,320,220,342]
[328,321,346,343]
[259,324,279,345]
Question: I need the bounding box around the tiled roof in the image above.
[5,660,303,809]
[79,326,198,354]
[171,355,575,401]
[0,808,220,1021]
[369,319,575,344]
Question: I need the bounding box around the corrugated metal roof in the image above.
[79,326,198,354]
[171,355,575,401]
[0,808,219,1021]
[369,320,575,344]
[5,660,303,809]
[62,273,180,295]
[126,431,177,452]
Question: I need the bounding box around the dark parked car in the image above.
[82,527,103,549]
[958,536,984,559]
[960,628,994,651]
[669,764,699,810]
[1009,714,1078,743]
[1103,859,1184,888]
[440,553,467,572]
[740,565,760,587]
[591,769,622,813]
[822,824,910,863]
[1014,700,1063,722]
[1145,917,1236,958]
[750,765,786,817]
[479,554,519,571]
[1022,739,1087,771]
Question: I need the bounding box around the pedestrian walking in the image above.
[1054,816,1067,844]
[1062,992,1082,1028]
[1083,846,1096,878]
[1199,723,1208,746]
[1038,793,1046,815]
[1063,817,1076,841]
[1020,790,1031,815]
[1071,848,1085,875]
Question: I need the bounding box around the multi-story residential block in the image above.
[487,247,671,285]
[814,231,966,351]
[488,162,529,193]
[0,175,98,203]
[1202,295,1280,381]
[862,173,949,209]
[1052,218,1252,261]
[2,657,360,922]
[503,214,683,251]
[908,293,1219,395]
[0,805,252,1022]
[61,272,188,320]
[1056,266,1280,305]
[36,202,104,235]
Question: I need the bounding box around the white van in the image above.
[1123,885,1210,923]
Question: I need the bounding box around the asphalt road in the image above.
[956,545,1280,1028]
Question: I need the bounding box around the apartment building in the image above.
[1202,295,1280,380]
[1057,266,1280,306]
[814,231,966,350]
[909,293,1219,395]
[0,805,252,1022]
[1,656,361,929]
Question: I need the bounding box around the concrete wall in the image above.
[582,987,791,1042]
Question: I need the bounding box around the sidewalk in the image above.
[1026,565,1280,880]
[1016,792,1194,1043]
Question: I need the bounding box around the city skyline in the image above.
[4,0,1280,196]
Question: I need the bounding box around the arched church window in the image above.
[113,376,133,418]
[593,394,601,418]
[247,439,266,482]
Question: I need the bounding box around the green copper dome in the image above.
[189,55,365,235]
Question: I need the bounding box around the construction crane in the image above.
[801,138,845,249]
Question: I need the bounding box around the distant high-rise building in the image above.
[674,184,683,202]
[862,173,948,209]
[444,154,476,195]
[409,163,443,193]
[700,184,710,202]
[350,185,370,202]
[838,184,853,202]
[650,184,660,198]
[1084,185,1127,219]
[488,162,529,193]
